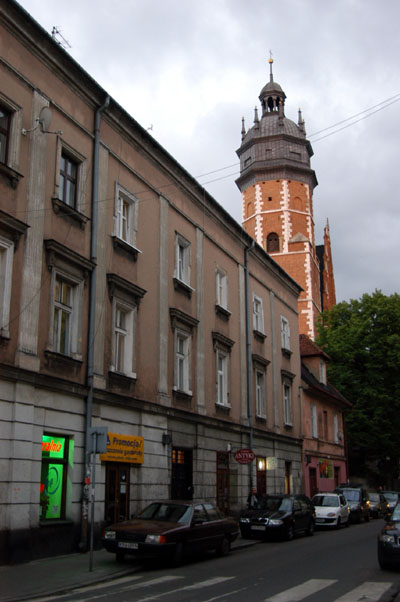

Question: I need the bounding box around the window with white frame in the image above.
[114,184,138,248]
[0,105,11,164]
[59,152,78,208]
[217,349,229,406]
[320,359,327,384]
[213,331,234,408]
[280,315,290,351]
[107,273,146,379]
[175,233,191,285]
[0,95,23,188]
[175,330,190,393]
[216,268,228,309]
[112,300,137,377]
[283,379,292,425]
[0,236,14,338]
[255,369,266,418]
[311,404,318,438]
[253,294,265,334]
[333,413,339,444]
[45,240,93,361]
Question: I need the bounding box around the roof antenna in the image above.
[51,26,71,49]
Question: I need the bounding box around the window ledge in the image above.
[111,235,141,261]
[44,350,83,375]
[215,304,231,321]
[52,197,89,228]
[284,423,293,430]
[0,161,23,189]
[255,415,267,423]
[108,370,137,391]
[172,388,193,403]
[173,277,194,298]
[282,347,292,358]
[215,402,231,413]
[253,329,266,342]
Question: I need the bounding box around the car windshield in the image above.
[138,502,192,524]
[341,489,360,502]
[313,495,339,507]
[260,496,292,512]
[369,493,379,502]
[383,492,398,502]
[390,505,400,521]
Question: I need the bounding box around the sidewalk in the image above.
[0,537,257,602]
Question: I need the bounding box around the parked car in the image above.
[381,491,399,512]
[377,503,400,569]
[369,492,390,518]
[335,485,370,523]
[239,494,315,541]
[102,500,239,565]
[312,492,350,528]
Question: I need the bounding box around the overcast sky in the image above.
[17,0,400,304]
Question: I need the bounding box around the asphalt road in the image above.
[32,519,400,602]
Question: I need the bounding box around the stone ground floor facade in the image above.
[1,376,303,564]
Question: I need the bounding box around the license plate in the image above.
[316,518,326,523]
[251,525,266,531]
[118,541,139,549]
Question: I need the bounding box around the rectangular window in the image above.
[0,236,14,338]
[40,434,73,520]
[311,404,318,438]
[53,276,73,355]
[0,105,11,164]
[59,153,78,208]
[114,185,138,247]
[216,269,227,309]
[253,295,264,333]
[320,359,327,384]
[175,234,191,285]
[174,330,191,393]
[281,315,290,351]
[216,349,229,406]
[255,369,266,418]
[112,299,136,378]
[283,381,292,425]
[333,413,339,444]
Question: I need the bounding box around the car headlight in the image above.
[240,517,250,523]
[379,533,395,543]
[145,534,166,544]
[268,519,283,526]
[104,530,116,540]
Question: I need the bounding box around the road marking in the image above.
[333,581,393,601]
[264,579,337,601]
[134,576,235,601]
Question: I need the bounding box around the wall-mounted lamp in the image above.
[227,443,232,452]
[162,432,172,446]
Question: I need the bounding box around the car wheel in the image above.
[116,551,125,563]
[364,512,370,522]
[240,528,251,539]
[306,520,314,536]
[345,516,350,527]
[216,536,231,557]
[171,542,184,567]
[335,517,341,530]
[285,524,294,541]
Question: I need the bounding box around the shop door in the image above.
[105,463,130,525]
[216,451,230,513]
[171,448,193,500]
[309,467,318,498]
[334,466,340,488]
[285,461,292,494]
[256,457,267,496]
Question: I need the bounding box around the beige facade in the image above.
[0,1,303,563]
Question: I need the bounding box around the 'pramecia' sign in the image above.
[100,432,144,464]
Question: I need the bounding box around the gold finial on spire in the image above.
[268,50,274,81]
[268,49,273,64]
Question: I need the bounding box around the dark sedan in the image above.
[239,494,315,541]
[102,500,239,565]
[378,503,400,569]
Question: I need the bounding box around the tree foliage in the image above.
[317,290,400,483]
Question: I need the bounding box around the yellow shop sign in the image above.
[100,432,144,464]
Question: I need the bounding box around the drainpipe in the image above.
[80,95,110,551]
[244,240,255,500]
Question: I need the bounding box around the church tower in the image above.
[236,58,335,339]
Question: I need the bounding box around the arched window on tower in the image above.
[267,96,275,112]
[266,232,279,253]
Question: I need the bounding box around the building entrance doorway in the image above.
[171,448,193,500]
[309,466,318,498]
[104,463,130,525]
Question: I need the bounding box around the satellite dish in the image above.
[39,107,51,132]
